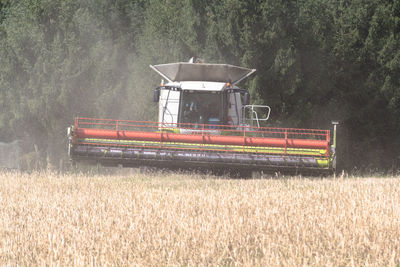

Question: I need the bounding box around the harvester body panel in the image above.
[150,63,255,84]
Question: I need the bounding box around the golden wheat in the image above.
[0,170,399,266]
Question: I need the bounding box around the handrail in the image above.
[75,117,328,133]
[242,105,271,127]
[75,117,329,133]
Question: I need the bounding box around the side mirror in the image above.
[153,88,160,103]
[244,92,250,105]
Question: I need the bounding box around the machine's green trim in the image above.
[316,158,329,168]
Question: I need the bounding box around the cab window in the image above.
[179,91,223,127]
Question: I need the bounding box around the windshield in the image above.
[179,91,224,127]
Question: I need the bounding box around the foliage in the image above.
[0,0,399,171]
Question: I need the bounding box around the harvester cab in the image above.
[67,60,337,175]
[151,62,270,132]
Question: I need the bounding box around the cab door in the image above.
[159,89,181,126]
[227,92,242,126]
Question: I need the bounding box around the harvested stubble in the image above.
[0,171,399,266]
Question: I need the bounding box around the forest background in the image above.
[0,0,399,172]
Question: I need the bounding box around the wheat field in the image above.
[0,170,399,266]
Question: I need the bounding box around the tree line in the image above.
[0,0,399,172]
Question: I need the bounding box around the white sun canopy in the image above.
[150,62,256,85]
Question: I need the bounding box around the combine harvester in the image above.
[68,60,337,175]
